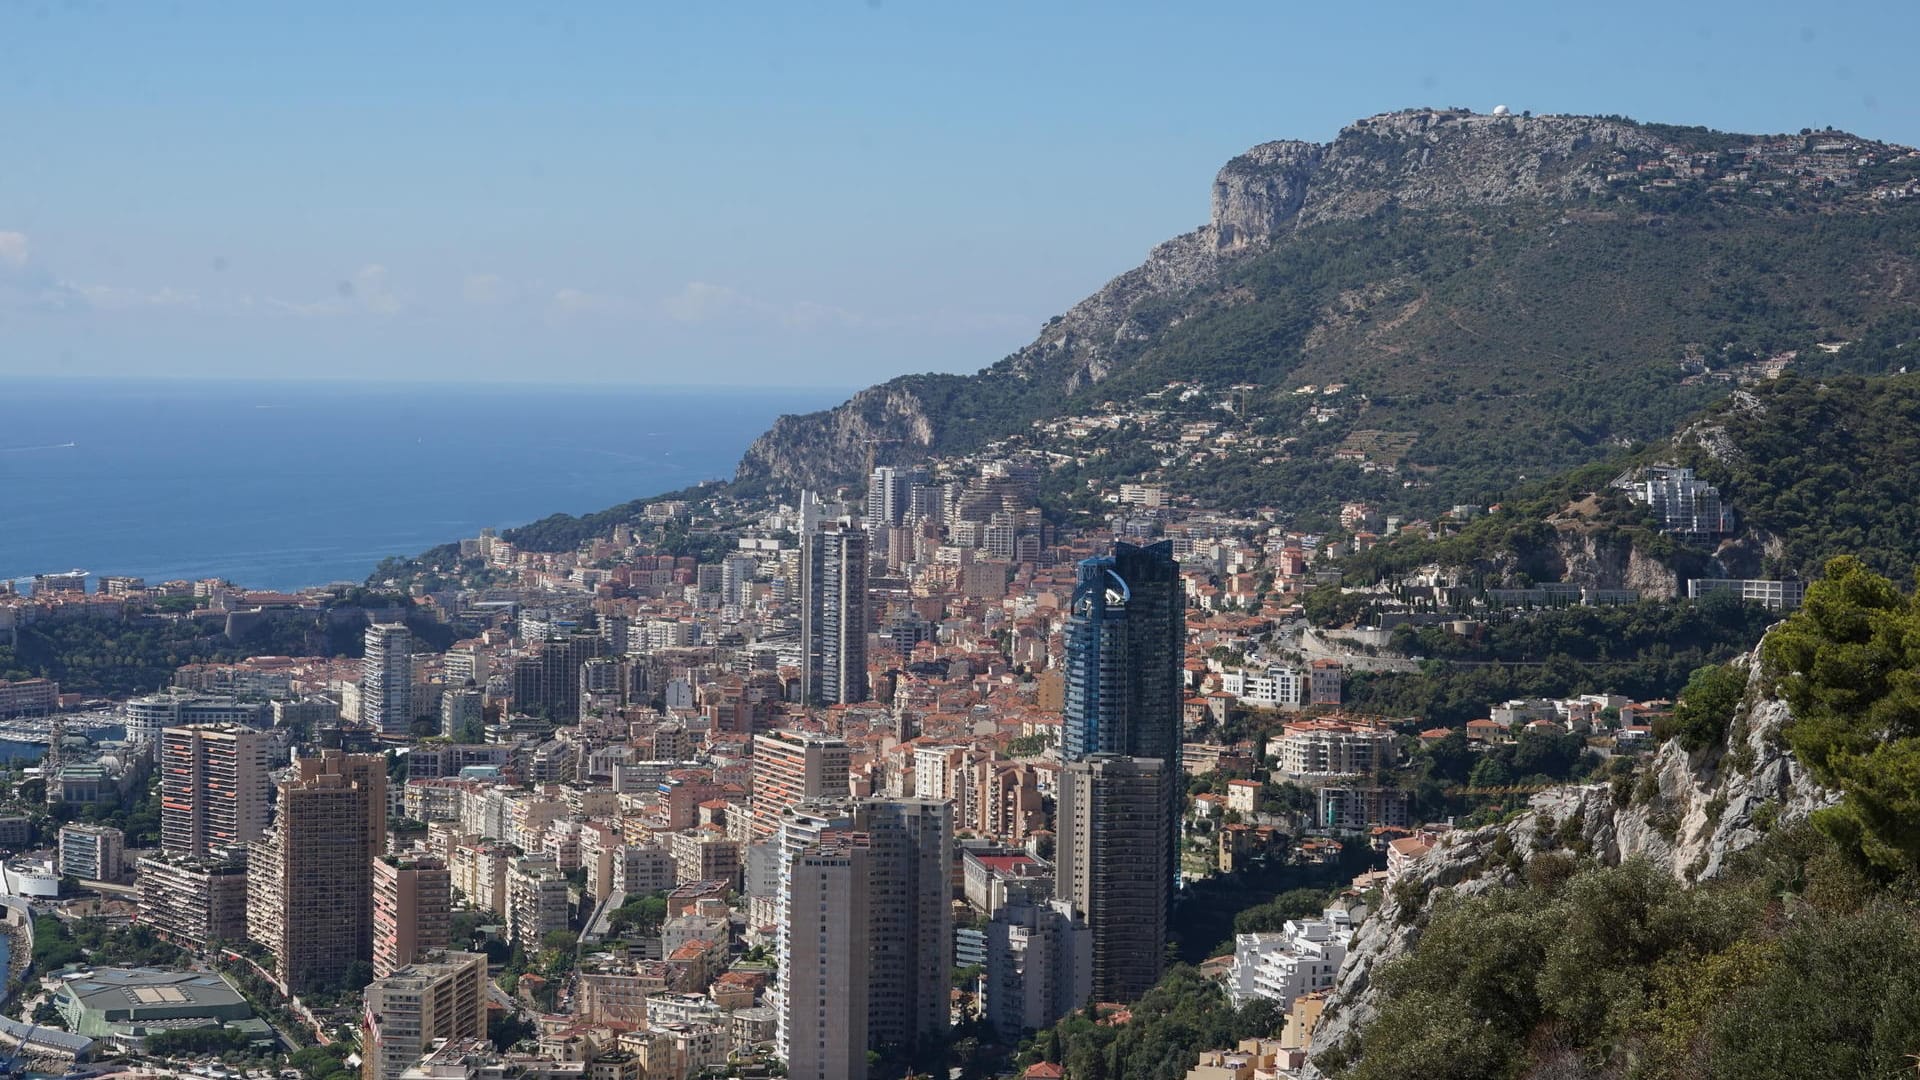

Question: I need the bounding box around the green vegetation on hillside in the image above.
[1019,966,1286,1080]
[0,605,431,697]
[1333,459,1685,587]
[1681,374,1920,581]
[1661,662,1747,752]
[1392,595,1773,666]
[750,192,1920,525]
[0,618,310,697]
[1323,366,1920,602]
[492,482,748,555]
[1340,596,1774,725]
[1335,552,1920,1079]
[1328,827,1920,1080]
[1761,556,1920,874]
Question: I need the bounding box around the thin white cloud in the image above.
[657,279,1030,338]
[264,295,349,318]
[353,264,403,315]
[660,281,865,329]
[0,232,28,269]
[0,230,87,312]
[780,298,867,330]
[463,273,513,306]
[661,281,749,323]
[267,263,407,318]
[549,287,632,317]
[77,284,201,310]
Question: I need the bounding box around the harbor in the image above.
[0,716,124,751]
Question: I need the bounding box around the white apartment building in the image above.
[1266,719,1398,778]
[124,692,266,749]
[985,899,1091,1036]
[362,624,416,734]
[505,858,570,948]
[777,833,870,1080]
[1226,911,1356,1008]
[1229,666,1308,710]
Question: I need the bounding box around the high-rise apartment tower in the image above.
[361,624,415,734]
[159,723,273,859]
[800,521,869,706]
[1056,754,1174,1004]
[247,750,388,993]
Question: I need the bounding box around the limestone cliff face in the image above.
[1303,649,1836,1076]
[735,108,1668,491]
[1294,110,1665,226]
[1211,141,1323,252]
[736,384,937,495]
[1474,526,1683,599]
[1548,531,1683,598]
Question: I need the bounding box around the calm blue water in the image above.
[0,378,843,591]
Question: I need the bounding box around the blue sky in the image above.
[1,1,1915,387]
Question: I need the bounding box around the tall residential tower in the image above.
[361,624,415,734]
[1056,541,1183,1003]
[372,855,453,979]
[1056,755,1174,1003]
[800,521,868,706]
[159,723,273,859]
[1061,540,1183,765]
[247,750,388,993]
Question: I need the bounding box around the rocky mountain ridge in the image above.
[736,107,1917,495]
[1303,645,1836,1076]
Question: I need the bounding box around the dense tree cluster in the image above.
[145,1027,256,1055]
[1660,662,1748,752]
[0,617,304,697]
[30,916,183,976]
[1762,556,1920,874]
[1339,597,1772,727]
[1020,966,1287,1080]
[1683,374,1920,582]
[1392,594,1775,666]
[1331,825,1920,1080]
[0,600,451,697]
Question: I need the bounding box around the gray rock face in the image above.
[1550,531,1682,598]
[1303,650,1836,1076]
[1295,110,1666,226]
[1212,141,1323,252]
[999,110,1669,394]
[735,108,1676,490]
[735,383,938,495]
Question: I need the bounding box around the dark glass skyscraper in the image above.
[1062,540,1183,765]
[1057,540,1183,998]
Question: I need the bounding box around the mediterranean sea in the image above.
[0,378,845,592]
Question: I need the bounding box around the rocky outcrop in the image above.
[1211,141,1323,252]
[736,383,938,495]
[1294,110,1666,226]
[732,108,1684,491]
[1472,525,1683,598]
[1303,649,1836,1076]
[1549,530,1683,598]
